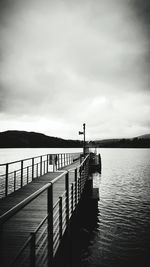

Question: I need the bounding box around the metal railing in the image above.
[0,154,89,267]
[0,153,81,199]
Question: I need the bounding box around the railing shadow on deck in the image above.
[0,154,90,267]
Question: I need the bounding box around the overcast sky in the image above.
[0,0,150,140]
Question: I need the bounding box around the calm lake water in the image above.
[0,148,150,266]
[78,148,150,267]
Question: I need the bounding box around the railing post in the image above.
[71,183,74,214]
[59,197,63,240]
[43,160,46,174]
[65,172,69,225]
[75,169,78,206]
[40,156,42,176]
[27,166,29,183]
[36,163,38,178]
[57,154,60,169]
[5,164,8,196]
[64,154,65,166]
[32,158,34,180]
[79,167,82,197]
[52,155,55,172]
[47,155,49,173]
[48,184,53,267]
[61,154,63,168]
[30,232,36,267]
[14,171,16,191]
[21,160,23,187]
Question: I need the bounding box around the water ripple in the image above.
[81,149,150,267]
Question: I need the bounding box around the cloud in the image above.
[0,0,150,139]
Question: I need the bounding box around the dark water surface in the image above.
[79,149,150,267]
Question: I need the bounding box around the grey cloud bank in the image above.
[0,0,150,139]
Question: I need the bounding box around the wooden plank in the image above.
[0,160,81,267]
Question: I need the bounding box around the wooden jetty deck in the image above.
[0,152,95,267]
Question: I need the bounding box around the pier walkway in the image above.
[0,152,92,267]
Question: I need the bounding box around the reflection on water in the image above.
[0,148,150,266]
[79,149,150,267]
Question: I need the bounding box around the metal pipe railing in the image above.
[0,152,81,199]
[0,154,90,267]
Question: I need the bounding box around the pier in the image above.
[0,151,101,267]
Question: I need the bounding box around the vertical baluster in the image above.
[64,154,65,166]
[21,160,23,188]
[61,154,63,168]
[44,161,46,174]
[5,164,8,196]
[75,168,78,206]
[71,183,73,214]
[57,154,59,169]
[40,156,42,176]
[27,166,29,183]
[48,184,53,266]
[14,171,16,191]
[65,172,69,224]
[30,232,36,267]
[53,155,55,172]
[58,154,60,169]
[54,155,57,171]
[32,158,34,180]
[36,163,38,178]
[47,155,49,173]
[59,196,63,240]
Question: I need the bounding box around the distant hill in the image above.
[0,131,83,148]
[89,134,150,148]
[137,134,150,139]
[1,130,150,148]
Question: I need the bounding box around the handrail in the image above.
[0,182,52,224]
[0,152,81,199]
[0,155,88,225]
[0,152,91,267]
[0,152,80,166]
[0,153,49,166]
[68,154,89,172]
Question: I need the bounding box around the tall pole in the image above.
[79,123,86,157]
[83,123,85,157]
